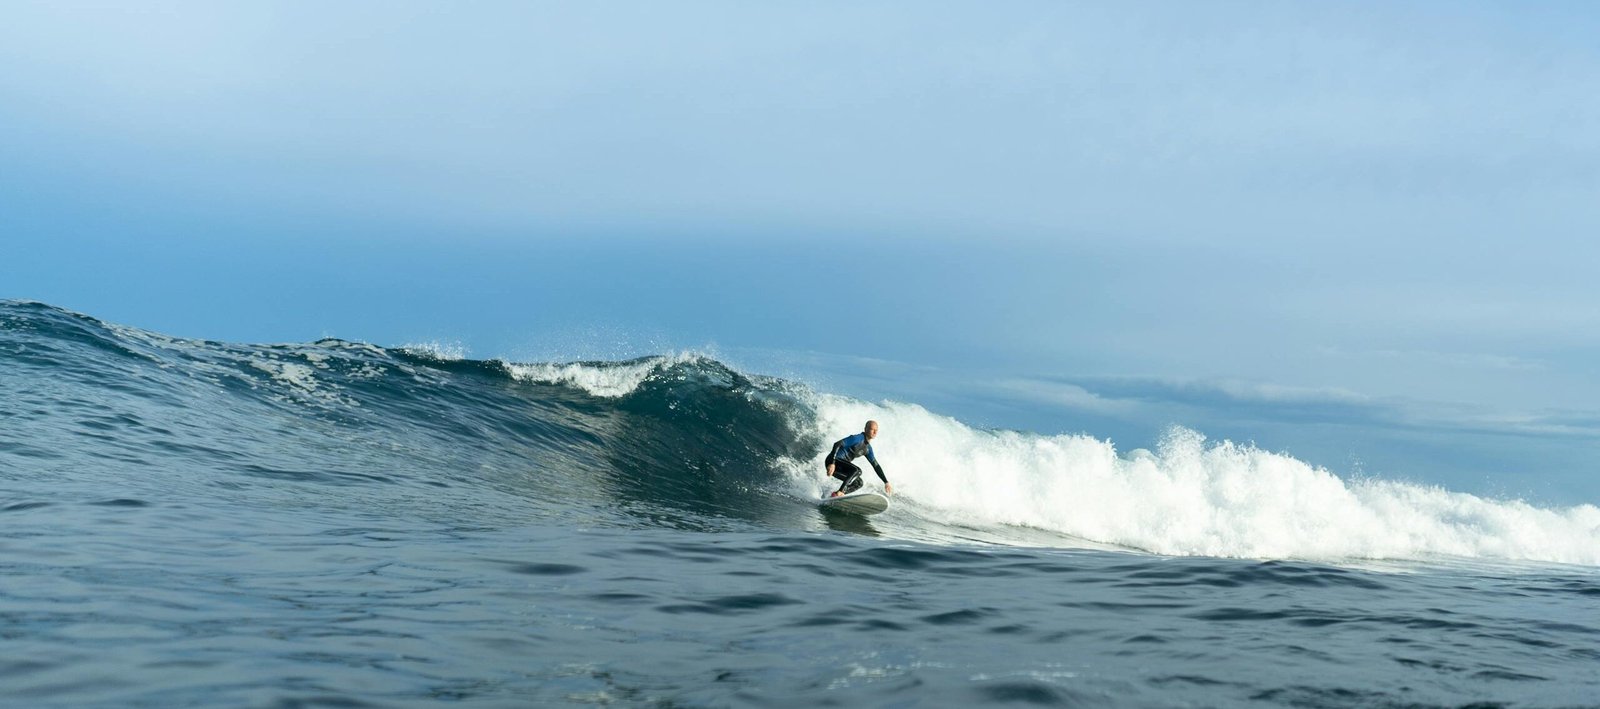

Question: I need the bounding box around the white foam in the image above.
[251,359,320,392]
[399,341,470,361]
[505,353,701,398]
[247,356,358,407]
[789,394,1600,566]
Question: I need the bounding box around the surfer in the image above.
[825,420,892,497]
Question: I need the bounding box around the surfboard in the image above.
[819,490,890,516]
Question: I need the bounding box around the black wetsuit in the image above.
[826,432,886,495]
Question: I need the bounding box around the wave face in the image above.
[3,300,1596,566]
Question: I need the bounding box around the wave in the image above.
[4,300,1596,566]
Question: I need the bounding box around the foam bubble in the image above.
[246,356,360,407]
[398,341,470,361]
[251,358,321,393]
[505,353,701,398]
[791,394,1600,566]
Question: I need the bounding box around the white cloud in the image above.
[988,378,1137,415]
[1317,346,1545,373]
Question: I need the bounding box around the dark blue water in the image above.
[3,301,1597,707]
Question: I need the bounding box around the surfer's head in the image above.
[864,420,879,440]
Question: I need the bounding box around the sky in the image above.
[2,2,1597,502]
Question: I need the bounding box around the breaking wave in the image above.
[4,300,1596,565]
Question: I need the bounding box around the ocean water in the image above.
[2,300,1597,708]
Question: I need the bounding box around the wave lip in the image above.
[504,352,710,398]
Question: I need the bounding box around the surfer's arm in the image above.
[867,447,887,483]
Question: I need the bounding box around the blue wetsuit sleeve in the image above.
[867,445,886,482]
[828,439,844,462]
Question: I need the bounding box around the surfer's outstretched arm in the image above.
[867,447,890,494]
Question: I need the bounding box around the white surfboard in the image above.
[819,490,890,515]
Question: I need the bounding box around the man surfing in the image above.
[824,420,892,498]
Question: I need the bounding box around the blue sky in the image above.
[3,2,1597,502]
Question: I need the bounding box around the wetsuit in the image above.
[826,432,886,495]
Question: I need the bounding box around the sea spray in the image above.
[795,394,1600,564]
